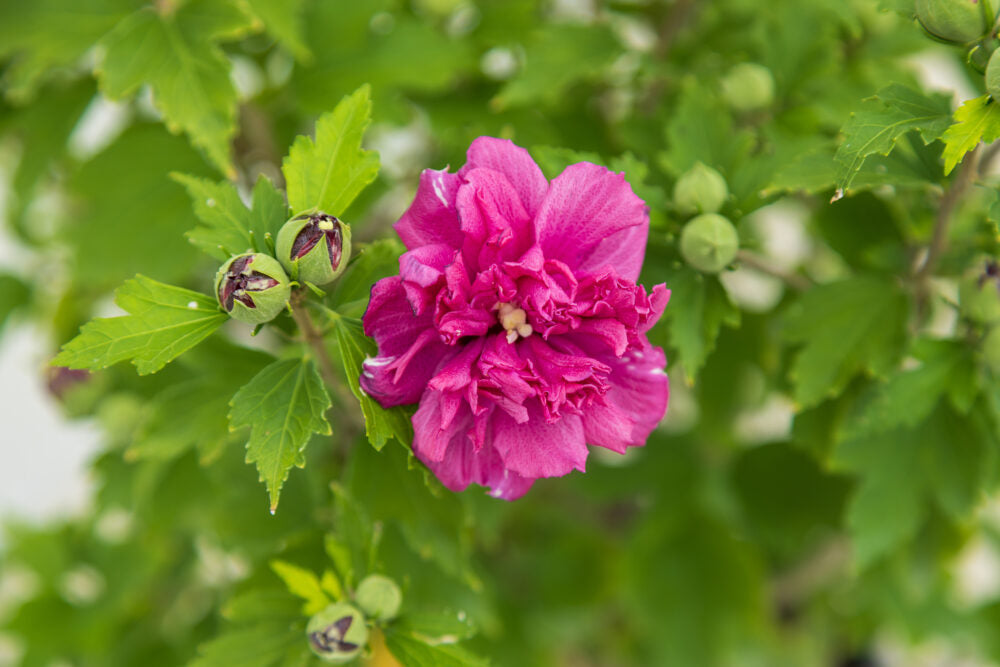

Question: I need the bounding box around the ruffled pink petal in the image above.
[394,168,463,250]
[459,137,548,217]
[456,167,534,269]
[491,403,587,479]
[577,220,648,282]
[361,277,449,407]
[582,342,668,454]
[534,163,648,277]
[399,243,457,315]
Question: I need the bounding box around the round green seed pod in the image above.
[720,63,775,112]
[986,49,1000,98]
[680,213,739,274]
[276,213,351,286]
[673,162,729,216]
[355,574,402,621]
[214,253,291,325]
[916,0,987,44]
[306,602,369,664]
[959,268,1000,324]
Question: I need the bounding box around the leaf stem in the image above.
[735,249,812,292]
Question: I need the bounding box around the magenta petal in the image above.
[361,277,448,407]
[583,343,668,454]
[577,220,648,282]
[399,243,457,315]
[456,168,534,268]
[535,163,648,276]
[491,404,587,479]
[394,168,463,250]
[460,137,548,217]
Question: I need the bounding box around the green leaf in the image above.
[189,622,305,667]
[941,95,1000,175]
[654,267,740,382]
[229,357,332,512]
[384,628,488,667]
[493,24,619,110]
[0,0,134,101]
[394,612,477,643]
[0,273,31,335]
[783,276,908,407]
[834,83,952,190]
[244,0,309,60]
[270,560,331,615]
[97,0,256,175]
[175,173,288,260]
[53,275,226,375]
[282,84,380,216]
[330,315,413,451]
[327,239,404,317]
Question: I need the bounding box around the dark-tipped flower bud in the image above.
[355,574,402,621]
[721,63,775,112]
[214,253,291,325]
[306,602,368,664]
[916,0,987,44]
[680,213,739,274]
[959,260,1000,324]
[276,213,351,286]
[674,162,729,216]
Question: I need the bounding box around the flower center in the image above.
[497,302,533,344]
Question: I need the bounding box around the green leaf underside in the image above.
[52,275,226,375]
[784,276,908,408]
[282,84,380,216]
[97,1,256,176]
[176,173,288,260]
[941,94,1000,174]
[835,83,952,190]
[229,357,332,511]
[331,316,413,450]
[384,628,488,667]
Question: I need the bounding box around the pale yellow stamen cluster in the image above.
[317,219,335,231]
[497,302,533,344]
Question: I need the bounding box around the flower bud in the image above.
[916,0,987,44]
[680,213,739,274]
[673,162,728,216]
[720,63,775,112]
[959,260,1000,324]
[214,253,291,325]
[306,602,369,664]
[276,213,351,286]
[355,574,402,621]
[986,49,1000,98]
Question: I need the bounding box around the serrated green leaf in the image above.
[53,275,226,375]
[230,358,332,512]
[784,276,908,407]
[282,85,379,216]
[270,560,331,615]
[97,0,256,175]
[0,0,134,101]
[175,173,287,259]
[834,84,952,190]
[330,315,413,451]
[942,95,1000,175]
[189,621,304,667]
[384,628,488,667]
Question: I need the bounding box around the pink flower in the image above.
[361,137,669,499]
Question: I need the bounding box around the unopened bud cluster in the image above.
[912,1,1000,92]
[672,162,739,274]
[305,574,402,662]
[215,212,350,325]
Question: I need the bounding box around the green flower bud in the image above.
[306,602,369,664]
[986,48,1000,98]
[983,326,1000,374]
[680,213,739,274]
[673,162,729,216]
[959,260,1000,324]
[355,574,402,621]
[720,63,775,112]
[214,253,291,325]
[276,213,351,286]
[916,0,987,44]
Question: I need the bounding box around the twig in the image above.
[735,249,812,292]
[978,140,1000,177]
[289,289,364,440]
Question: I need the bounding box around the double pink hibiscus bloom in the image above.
[361,138,669,499]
